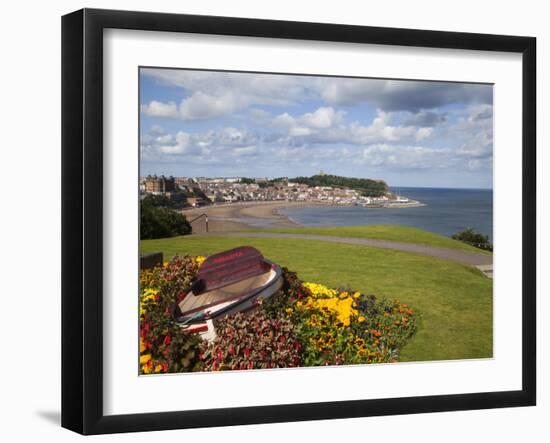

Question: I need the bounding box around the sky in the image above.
[139,68,493,189]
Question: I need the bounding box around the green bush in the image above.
[140,199,192,239]
[290,174,388,197]
[198,311,302,371]
[452,227,493,251]
[139,256,201,374]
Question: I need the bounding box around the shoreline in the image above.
[181,199,425,232]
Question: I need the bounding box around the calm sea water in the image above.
[278,187,493,239]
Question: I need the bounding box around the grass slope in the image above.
[256,225,491,255]
[141,235,493,362]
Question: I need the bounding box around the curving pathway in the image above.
[196,232,493,268]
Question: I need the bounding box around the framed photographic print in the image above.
[61,8,536,435]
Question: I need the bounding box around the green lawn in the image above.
[141,234,493,363]
[253,225,491,255]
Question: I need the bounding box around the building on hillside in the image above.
[144,175,176,193]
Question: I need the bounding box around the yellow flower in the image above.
[195,256,206,267]
[313,296,358,327]
[303,282,338,298]
[140,354,151,365]
[353,292,361,299]
[285,308,293,315]
[154,364,163,373]
[358,316,366,323]
[142,363,153,374]
[140,338,146,353]
[141,288,159,302]
[140,288,159,316]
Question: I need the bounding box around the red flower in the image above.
[163,335,171,345]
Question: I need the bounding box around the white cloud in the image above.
[347,111,433,145]
[358,143,450,170]
[159,131,192,155]
[273,112,296,128]
[451,104,493,159]
[216,127,257,147]
[140,126,259,162]
[140,100,179,118]
[231,146,257,157]
[179,91,238,120]
[468,104,493,122]
[301,107,343,129]
[150,124,166,134]
[141,69,309,120]
[415,127,434,141]
[289,127,312,137]
[269,108,435,147]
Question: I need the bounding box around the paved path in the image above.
[197,232,493,267]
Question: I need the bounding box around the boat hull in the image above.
[176,264,284,339]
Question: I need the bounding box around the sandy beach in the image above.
[181,201,315,232]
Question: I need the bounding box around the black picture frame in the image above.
[61,8,536,435]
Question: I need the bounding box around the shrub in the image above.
[262,273,419,366]
[452,227,493,251]
[140,199,191,239]
[198,311,302,371]
[262,268,310,318]
[139,255,202,374]
[277,281,418,366]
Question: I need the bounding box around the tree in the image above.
[290,174,388,197]
[452,228,493,251]
[140,199,192,239]
[141,193,173,208]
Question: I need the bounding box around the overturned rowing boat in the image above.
[172,246,283,340]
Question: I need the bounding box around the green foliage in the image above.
[452,227,493,251]
[262,268,306,318]
[139,256,202,374]
[140,198,191,239]
[198,311,302,371]
[142,193,173,208]
[287,287,417,366]
[142,192,195,209]
[290,174,388,197]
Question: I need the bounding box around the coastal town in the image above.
[140,174,422,209]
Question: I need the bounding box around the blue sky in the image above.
[139,68,493,189]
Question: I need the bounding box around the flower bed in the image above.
[139,255,418,374]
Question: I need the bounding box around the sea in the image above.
[278,187,493,240]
